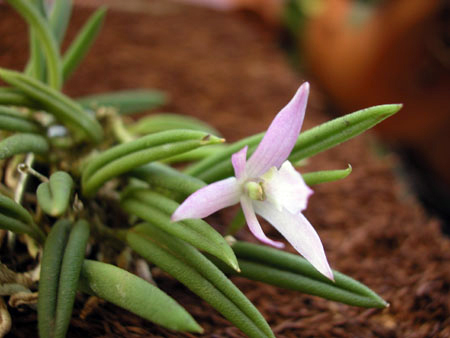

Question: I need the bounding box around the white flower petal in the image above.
[262,161,313,214]
[171,177,241,221]
[254,201,334,280]
[240,196,284,248]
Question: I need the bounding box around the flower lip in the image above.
[261,161,313,214]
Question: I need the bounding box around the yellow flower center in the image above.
[245,181,265,201]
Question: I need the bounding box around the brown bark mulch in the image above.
[1,1,449,337]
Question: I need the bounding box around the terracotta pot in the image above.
[302,0,450,183]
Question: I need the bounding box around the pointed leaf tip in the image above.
[201,134,225,145]
[376,103,403,117]
[386,103,403,113]
[227,258,241,272]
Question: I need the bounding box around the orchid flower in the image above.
[172,83,333,280]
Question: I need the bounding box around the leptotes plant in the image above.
[0,1,401,337]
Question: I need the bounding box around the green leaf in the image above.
[225,208,245,236]
[302,165,352,185]
[78,89,167,115]
[81,130,223,196]
[129,162,206,202]
[162,144,228,164]
[79,259,203,333]
[120,188,238,271]
[132,224,274,337]
[0,193,45,242]
[0,214,39,241]
[184,134,260,180]
[6,0,62,89]
[25,30,46,82]
[0,106,42,133]
[0,69,103,143]
[24,0,47,81]
[0,88,35,107]
[62,7,106,81]
[37,171,74,217]
[31,0,46,16]
[38,219,72,338]
[127,113,221,136]
[0,193,33,224]
[226,242,388,308]
[0,133,49,160]
[54,220,90,338]
[48,0,73,45]
[289,104,402,162]
[186,104,402,183]
[127,228,274,338]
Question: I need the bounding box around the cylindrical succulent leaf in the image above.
[37,171,74,217]
[79,260,203,333]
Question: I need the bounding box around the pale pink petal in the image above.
[246,83,309,177]
[231,146,248,179]
[262,161,313,214]
[254,201,334,280]
[240,196,284,248]
[171,177,240,221]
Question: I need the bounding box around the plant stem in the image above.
[14,153,35,204]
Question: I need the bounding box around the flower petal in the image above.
[231,146,248,180]
[262,161,313,214]
[240,196,284,248]
[171,177,241,221]
[246,83,309,177]
[254,201,334,280]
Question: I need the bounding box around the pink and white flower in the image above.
[172,83,333,280]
